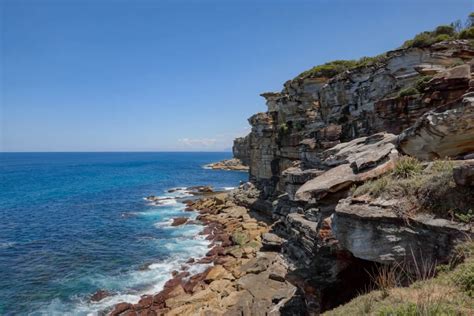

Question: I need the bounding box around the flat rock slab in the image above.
[321,132,397,170]
[295,153,397,202]
[236,272,296,302]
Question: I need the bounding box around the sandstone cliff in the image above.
[232,39,474,314]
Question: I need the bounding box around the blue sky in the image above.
[1,0,473,152]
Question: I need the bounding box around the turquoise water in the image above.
[0,152,247,315]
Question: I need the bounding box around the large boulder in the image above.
[398,94,474,160]
[332,197,472,265]
[295,134,399,202]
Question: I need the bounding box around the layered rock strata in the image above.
[229,40,474,314]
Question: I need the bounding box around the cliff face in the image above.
[233,40,474,313]
[240,41,473,198]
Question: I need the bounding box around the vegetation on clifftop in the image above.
[295,13,474,80]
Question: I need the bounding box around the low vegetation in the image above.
[397,87,419,98]
[295,13,474,80]
[324,242,474,316]
[352,157,474,221]
[296,60,359,79]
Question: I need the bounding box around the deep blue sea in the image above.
[0,152,247,315]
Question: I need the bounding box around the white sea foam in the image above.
[222,186,235,191]
[153,198,178,206]
[0,242,16,249]
[153,219,174,228]
[44,186,211,315]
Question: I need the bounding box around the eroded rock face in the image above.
[398,94,474,160]
[333,197,472,266]
[228,41,474,315]
[236,41,474,197]
[295,133,398,202]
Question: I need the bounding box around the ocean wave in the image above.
[40,185,211,315]
[153,219,174,228]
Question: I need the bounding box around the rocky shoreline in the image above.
[108,37,474,315]
[109,186,297,315]
[204,158,249,171]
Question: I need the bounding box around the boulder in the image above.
[90,289,111,302]
[204,265,234,283]
[453,161,474,186]
[332,197,472,265]
[109,302,132,316]
[295,133,399,202]
[236,272,296,303]
[295,154,397,202]
[261,232,284,250]
[170,217,188,226]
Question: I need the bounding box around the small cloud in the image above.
[178,138,217,147]
[177,127,250,150]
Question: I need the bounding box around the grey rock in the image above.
[453,161,474,186]
[332,197,471,265]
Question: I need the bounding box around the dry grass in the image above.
[323,241,474,316]
[352,157,474,221]
[368,264,403,299]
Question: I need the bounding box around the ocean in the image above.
[0,152,247,315]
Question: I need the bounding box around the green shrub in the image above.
[279,123,289,134]
[452,259,474,297]
[393,157,423,179]
[434,25,456,36]
[415,76,433,93]
[455,209,474,224]
[459,26,474,39]
[296,60,358,79]
[434,34,454,42]
[398,87,419,98]
[411,32,435,47]
[356,53,387,67]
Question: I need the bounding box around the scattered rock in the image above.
[262,232,284,251]
[109,302,132,316]
[170,217,188,226]
[453,161,474,186]
[90,289,111,302]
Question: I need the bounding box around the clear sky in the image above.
[1,0,473,152]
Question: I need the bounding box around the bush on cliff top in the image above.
[296,60,358,79]
[295,55,388,79]
[401,14,474,48]
[296,13,474,80]
[460,26,474,39]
